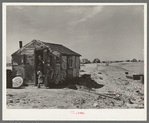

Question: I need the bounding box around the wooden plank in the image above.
[72,56,75,69]
[46,53,54,85]
[67,68,73,78]
[76,56,80,68]
[12,65,25,79]
[25,64,34,84]
[67,56,72,68]
[52,51,60,57]
[62,56,67,70]
[25,54,35,84]
[61,70,67,81]
[54,63,61,84]
[76,68,80,77]
[72,68,79,77]
[20,48,34,55]
[73,68,77,78]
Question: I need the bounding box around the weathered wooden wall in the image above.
[75,56,80,77]
[25,54,35,84]
[66,56,80,79]
[12,41,81,86]
[12,65,25,79]
[12,41,42,84]
[54,63,61,84]
[61,56,67,81]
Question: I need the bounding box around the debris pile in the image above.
[66,74,104,92]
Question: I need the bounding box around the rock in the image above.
[79,98,85,105]
[93,102,99,107]
[127,103,138,108]
[125,82,129,85]
[63,87,69,90]
[140,96,144,100]
[14,99,20,103]
[109,102,114,106]
[58,106,65,109]
[8,99,13,103]
[115,100,124,107]
[136,90,144,96]
[7,94,13,97]
[138,104,144,108]
[73,98,85,107]
[125,72,128,75]
[76,106,80,108]
[32,105,38,108]
[129,98,135,104]
[103,98,113,106]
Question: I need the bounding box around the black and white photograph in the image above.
[3,3,147,120]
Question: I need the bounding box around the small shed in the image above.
[131,58,137,62]
[11,39,81,87]
[93,58,100,63]
[81,59,90,64]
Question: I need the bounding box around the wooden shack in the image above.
[11,39,81,87]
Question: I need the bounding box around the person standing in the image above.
[37,55,44,72]
[37,69,44,88]
[37,55,44,88]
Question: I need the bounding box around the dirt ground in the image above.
[7,62,144,109]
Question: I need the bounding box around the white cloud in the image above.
[68,6,103,25]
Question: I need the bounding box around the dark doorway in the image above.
[35,49,44,86]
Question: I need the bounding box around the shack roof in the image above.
[11,40,81,56]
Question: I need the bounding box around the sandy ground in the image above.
[7,62,144,109]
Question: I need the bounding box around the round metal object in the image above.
[12,76,23,88]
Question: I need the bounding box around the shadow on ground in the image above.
[48,74,104,91]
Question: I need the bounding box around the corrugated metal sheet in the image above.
[43,42,81,56]
[12,40,81,56]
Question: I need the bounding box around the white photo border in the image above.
[2,2,147,121]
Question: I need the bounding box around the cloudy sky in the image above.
[6,5,144,62]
